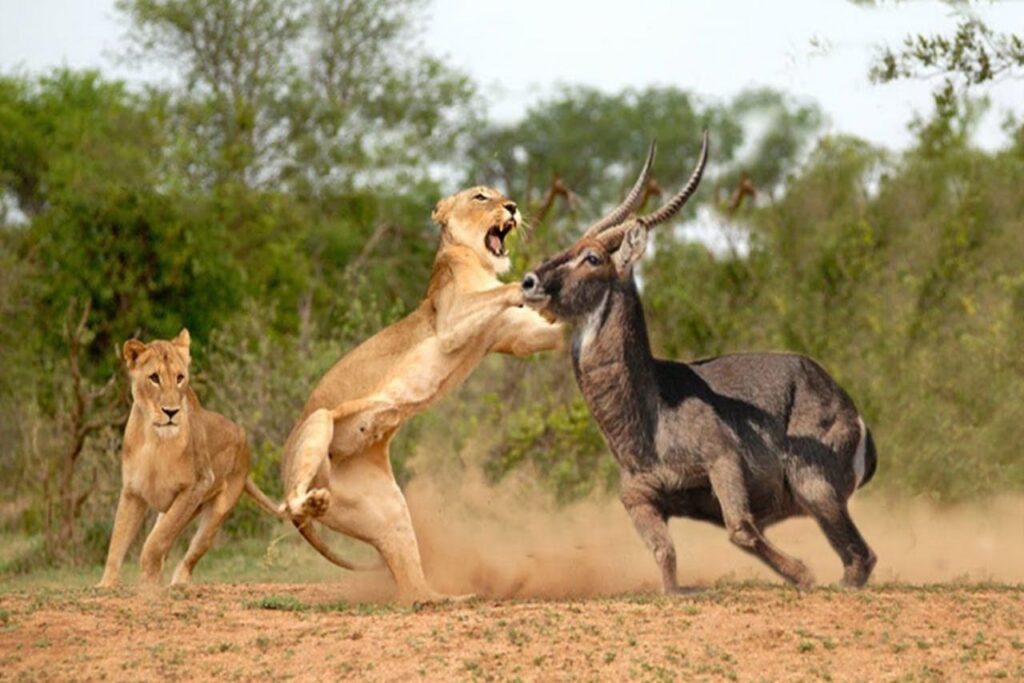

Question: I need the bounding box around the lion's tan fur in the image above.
[97,330,272,588]
[281,186,562,602]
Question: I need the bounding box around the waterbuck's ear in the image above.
[172,328,191,366]
[431,195,456,227]
[611,224,648,276]
[123,339,146,369]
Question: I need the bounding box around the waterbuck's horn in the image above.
[580,140,657,239]
[636,130,709,228]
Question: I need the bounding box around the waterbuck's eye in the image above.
[176,373,185,384]
[584,253,602,266]
[149,373,160,385]
[473,193,487,201]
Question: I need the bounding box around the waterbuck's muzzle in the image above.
[520,271,546,304]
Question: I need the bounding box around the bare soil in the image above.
[1,583,1022,681]
[2,487,1022,681]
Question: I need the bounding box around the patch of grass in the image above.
[207,642,238,654]
[244,594,308,612]
[243,593,402,616]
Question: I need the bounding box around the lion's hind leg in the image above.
[170,476,243,585]
[284,407,336,520]
[284,397,399,521]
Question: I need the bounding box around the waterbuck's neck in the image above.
[571,277,659,472]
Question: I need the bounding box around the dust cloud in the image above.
[390,470,1024,599]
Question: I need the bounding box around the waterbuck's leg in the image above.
[816,504,876,587]
[790,477,876,587]
[707,456,814,590]
[621,488,699,595]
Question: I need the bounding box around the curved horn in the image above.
[637,129,709,228]
[581,140,657,239]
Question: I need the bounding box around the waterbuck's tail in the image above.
[292,519,380,572]
[244,478,287,519]
[860,425,878,489]
[853,418,878,490]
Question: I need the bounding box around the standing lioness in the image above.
[98,329,278,587]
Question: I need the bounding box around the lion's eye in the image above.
[149,373,160,385]
[473,193,487,201]
[584,253,602,266]
[176,374,185,384]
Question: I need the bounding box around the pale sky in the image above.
[1,0,1022,151]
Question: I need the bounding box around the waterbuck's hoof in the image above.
[666,585,706,596]
[791,564,816,593]
[841,551,877,589]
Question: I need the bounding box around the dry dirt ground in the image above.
[1,583,1022,682]
[2,491,1022,681]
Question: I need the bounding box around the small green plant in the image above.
[244,594,307,612]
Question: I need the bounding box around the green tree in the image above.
[870,15,1024,106]
[116,0,477,192]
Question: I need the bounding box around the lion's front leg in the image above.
[138,474,213,585]
[97,488,148,588]
[492,306,565,356]
[435,283,522,354]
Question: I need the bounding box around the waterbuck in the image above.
[520,132,877,592]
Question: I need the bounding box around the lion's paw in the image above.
[286,488,331,520]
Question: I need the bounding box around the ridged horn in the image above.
[636,130,709,228]
[580,140,657,239]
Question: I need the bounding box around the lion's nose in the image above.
[162,408,180,420]
[522,272,538,292]
[504,202,517,216]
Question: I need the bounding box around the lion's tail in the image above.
[244,478,380,572]
[293,519,380,572]
[244,478,287,519]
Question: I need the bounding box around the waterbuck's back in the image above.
[653,351,861,470]
[684,351,857,425]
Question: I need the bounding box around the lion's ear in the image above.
[123,339,146,369]
[172,328,191,366]
[431,195,455,227]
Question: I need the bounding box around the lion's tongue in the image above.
[487,232,503,255]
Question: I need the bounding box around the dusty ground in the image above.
[1,489,1022,681]
[1,583,1022,682]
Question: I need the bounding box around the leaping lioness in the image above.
[281,186,587,601]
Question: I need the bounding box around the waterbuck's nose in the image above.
[504,202,517,216]
[162,407,180,420]
[522,272,538,292]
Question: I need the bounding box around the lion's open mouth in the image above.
[485,220,516,258]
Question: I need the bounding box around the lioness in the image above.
[282,186,565,602]
[97,330,279,587]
